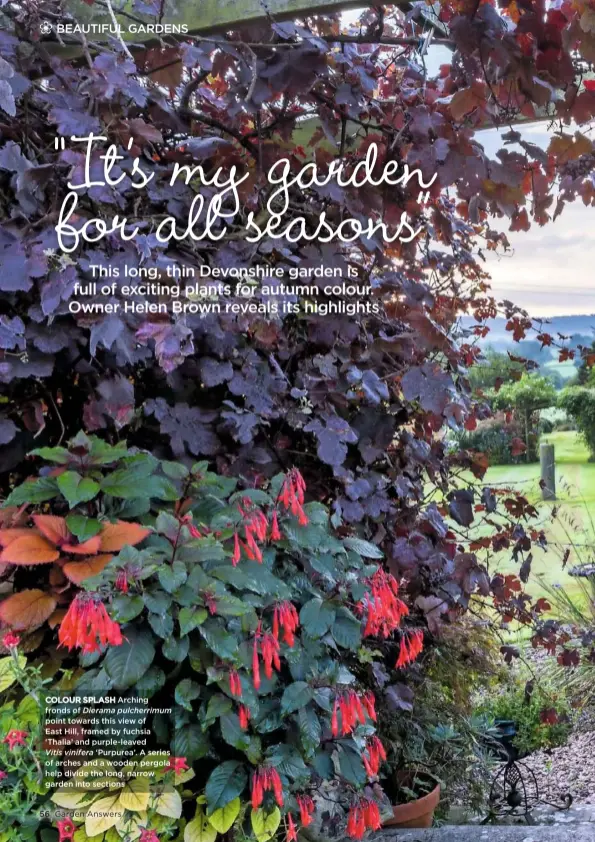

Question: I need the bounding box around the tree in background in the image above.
[558,387,595,459]
[468,348,526,393]
[492,374,557,461]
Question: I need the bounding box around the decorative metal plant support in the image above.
[482,720,572,824]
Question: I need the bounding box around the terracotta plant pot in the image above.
[382,783,441,829]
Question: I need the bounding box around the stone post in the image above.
[540,442,556,500]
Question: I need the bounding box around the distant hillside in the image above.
[461,315,595,353]
[460,314,595,384]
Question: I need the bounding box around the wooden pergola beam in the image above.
[65,0,448,42]
[196,0,369,34]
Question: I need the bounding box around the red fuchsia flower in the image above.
[356,568,409,638]
[56,817,75,842]
[3,729,27,750]
[229,668,242,698]
[188,523,202,539]
[164,756,189,774]
[272,601,299,647]
[251,767,284,809]
[252,623,281,689]
[204,593,217,615]
[362,736,387,778]
[58,593,123,654]
[139,831,160,842]
[331,690,376,737]
[252,634,261,690]
[0,770,7,781]
[238,502,268,563]
[269,510,282,541]
[346,799,381,839]
[115,570,129,594]
[279,469,308,525]
[232,532,241,566]
[1,632,20,649]
[395,630,424,669]
[261,632,281,680]
[297,795,315,827]
[239,704,251,730]
[286,812,298,842]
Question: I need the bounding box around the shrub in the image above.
[0,433,426,842]
[454,419,521,466]
[374,620,500,816]
[476,682,571,757]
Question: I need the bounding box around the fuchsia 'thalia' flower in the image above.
[395,629,424,669]
[286,812,298,842]
[297,794,315,827]
[139,831,160,842]
[251,767,284,809]
[346,798,382,839]
[331,690,376,737]
[58,593,123,654]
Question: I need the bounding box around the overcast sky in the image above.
[478,123,594,318]
[341,21,594,317]
[426,44,593,318]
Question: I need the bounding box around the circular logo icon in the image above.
[39,20,53,35]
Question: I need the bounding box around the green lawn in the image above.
[481,431,595,597]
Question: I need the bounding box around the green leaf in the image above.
[175,679,201,711]
[104,628,155,690]
[199,621,239,660]
[134,666,166,698]
[298,706,322,756]
[5,476,59,505]
[331,606,362,650]
[300,598,336,638]
[0,656,26,693]
[220,713,250,751]
[162,635,189,662]
[251,808,280,842]
[143,475,179,501]
[65,514,102,541]
[265,744,308,781]
[100,465,156,498]
[213,594,254,617]
[185,813,217,842]
[204,761,247,814]
[179,606,208,635]
[110,594,144,623]
[161,460,190,480]
[281,681,313,714]
[158,561,187,593]
[57,471,100,507]
[144,590,172,615]
[119,776,150,811]
[173,724,210,761]
[30,446,70,463]
[148,612,175,639]
[338,745,367,786]
[343,537,383,559]
[204,693,233,725]
[208,798,240,833]
[153,788,182,818]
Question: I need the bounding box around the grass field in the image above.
[481,431,595,597]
